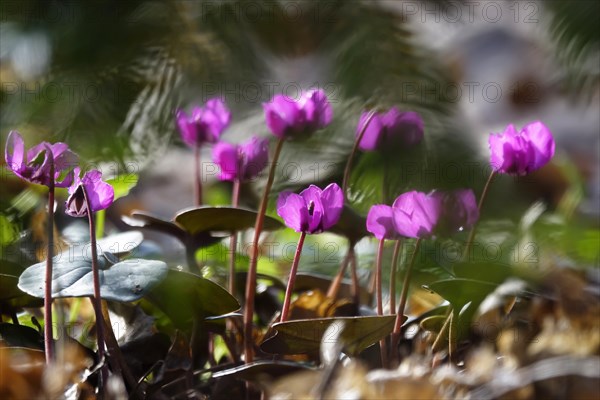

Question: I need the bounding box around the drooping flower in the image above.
[5,130,78,187]
[357,108,424,151]
[264,89,333,138]
[489,121,555,175]
[366,205,399,240]
[392,191,441,239]
[432,189,479,237]
[65,169,114,217]
[212,136,269,182]
[277,183,343,234]
[176,98,231,147]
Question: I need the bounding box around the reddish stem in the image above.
[463,170,496,260]
[280,231,307,322]
[375,239,388,367]
[388,240,402,315]
[342,110,377,198]
[44,164,55,364]
[194,144,203,206]
[229,179,241,295]
[243,137,285,363]
[82,186,108,385]
[326,245,352,299]
[390,238,422,363]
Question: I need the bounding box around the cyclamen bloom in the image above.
[212,136,269,181]
[264,89,333,138]
[489,121,555,175]
[176,98,231,147]
[433,189,479,237]
[392,191,441,239]
[65,169,114,217]
[277,183,344,234]
[357,108,424,151]
[5,131,78,187]
[366,205,399,240]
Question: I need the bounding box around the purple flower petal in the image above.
[176,110,198,147]
[367,204,396,240]
[5,131,25,173]
[392,191,441,238]
[319,183,344,230]
[65,169,114,217]
[176,98,231,147]
[432,189,479,236]
[521,121,555,171]
[212,141,238,181]
[302,89,333,131]
[264,94,301,138]
[357,113,383,151]
[240,136,269,181]
[383,109,424,147]
[300,185,325,233]
[277,192,309,232]
[5,131,78,188]
[489,122,554,175]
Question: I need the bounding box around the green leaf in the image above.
[424,278,498,312]
[17,253,168,302]
[260,315,398,356]
[106,174,139,201]
[144,269,240,329]
[174,206,283,235]
[0,214,19,245]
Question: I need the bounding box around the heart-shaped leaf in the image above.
[17,253,168,302]
[424,279,498,312]
[452,262,515,285]
[174,206,283,235]
[63,231,145,259]
[123,211,187,242]
[260,315,398,356]
[143,269,240,329]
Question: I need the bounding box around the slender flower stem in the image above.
[229,179,241,295]
[463,171,496,260]
[389,240,402,315]
[326,245,352,299]
[194,144,203,206]
[342,110,376,198]
[390,238,422,362]
[243,137,285,363]
[44,164,55,364]
[82,186,108,385]
[280,231,307,322]
[375,239,388,368]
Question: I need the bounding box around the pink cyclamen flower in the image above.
[176,98,231,147]
[264,89,333,138]
[65,169,114,217]
[432,189,479,237]
[5,130,78,188]
[277,183,344,234]
[392,191,441,239]
[357,108,424,151]
[366,205,399,240]
[212,136,269,182]
[489,121,555,175]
